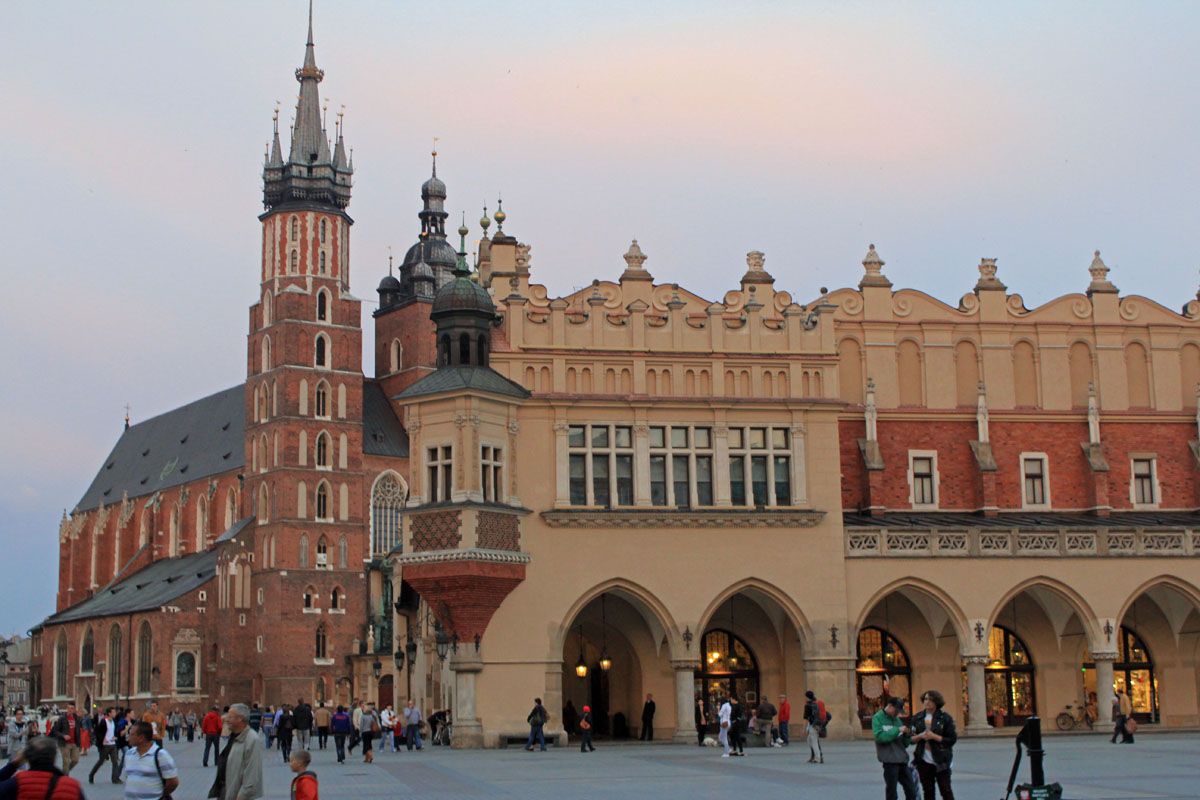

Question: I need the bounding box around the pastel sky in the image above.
[1,1,1197,635]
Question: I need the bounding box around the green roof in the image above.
[393,366,531,401]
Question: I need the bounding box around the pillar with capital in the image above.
[1092,652,1117,727]
[964,655,993,735]
[671,659,700,744]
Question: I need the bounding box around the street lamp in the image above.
[372,660,382,680]
[393,643,405,673]
[435,625,452,662]
[575,623,588,678]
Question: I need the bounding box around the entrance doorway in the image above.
[694,629,759,732]
[378,675,394,711]
[856,627,911,728]
[1083,626,1159,723]
[962,625,1035,727]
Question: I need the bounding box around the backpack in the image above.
[533,706,548,727]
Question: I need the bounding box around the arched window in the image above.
[391,340,402,373]
[330,586,342,610]
[261,336,271,373]
[371,472,406,557]
[257,484,269,523]
[963,626,1035,727]
[315,334,329,368]
[838,339,864,404]
[54,632,68,697]
[225,488,237,530]
[80,626,95,673]
[438,335,450,367]
[196,496,208,546]
[175,651,196,691]
[290,216,299,241]
[136,621,153,693]
[478,334,489,367]
[316,482,330,520]
[304,585,316,609]
[170,504,181,556]
[459,333,471,365]
[315,625,327,659]
[1069,342,1093,408]
[317,290,328,321]
[315,381,329,418]
[262,291,272,327]
[316,536,328,568]
[1083,626,1158,723]
[1012,341,1039,407]
[140,506,152,547]
[108,625,123,696]
[695,629,758,721]
[338,536,348,568]
[290,250,298,272]
[316,432,330,468]
[260,433,269,469]
[318,251,326,274]
[856,627,911,728]
[319,218,326,243]
[299,533,309,568]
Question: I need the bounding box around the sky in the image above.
[1,0,1198,636]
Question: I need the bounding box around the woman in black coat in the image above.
[695,699,707,746]
[911,689,958,800]
[277,706,295,762]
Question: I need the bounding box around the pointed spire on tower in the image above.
[267,104,284,168]
[455,214,470,278]
[289,0,327,165]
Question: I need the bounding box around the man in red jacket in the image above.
[777,694,791,746]
[0,736,85,800]
[201,706,223,767]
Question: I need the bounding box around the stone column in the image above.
[803,654,859,741]
[671,660,700,744]
[449,650,483,749]
[1093,653,1117,727]
[543,664,565,748]
[964,656,993,736]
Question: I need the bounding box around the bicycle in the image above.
[1055,701,1094,731]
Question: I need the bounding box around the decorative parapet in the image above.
[541,508,825,529]
[846,526,1199,557]
[394,547,531,566]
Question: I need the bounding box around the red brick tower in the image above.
[231,6,366,706]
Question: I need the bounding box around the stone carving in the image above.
[1119,298,1140,321]
[847,532,881,553]
[746,251,765,272]
[623,240,647,271]
[515,244,531,270]
[1143,533,1184,553]
[1065,533,1097,554]
[980,533,1011,553]
[864,378,878,440]
[1087,384,1101,445]
[892,295,912,317]
[1017,533,1059,553]
[1107,532,1136,553]
[936,533,968,553]
[885,532,930,553]
[540,509,825,529]
[508,421,520,435]
[976,383,989,443]
[840,293,864,316]
[552,421,570,433]
[118,491,134,529]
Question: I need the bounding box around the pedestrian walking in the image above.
[525,698,548,752]
[402,701,423,751]
[873,696,917,800]
[88,707,122,785]
[277,707,295,762]
[718,695,732,757]
[346,702,362,755]
[117,710,135,751]
[80,712,93,757]
[379,705,395,753]
[141,703,166,747]
[912,690,957,800]
[358,704,379,763]
[756,695,777,746]
[207,704,262,800]
[201,707,223,767]
[803,691,824,763]
[579,705,595,753]
[122,721,180,800]
[50,703,85,775]
[728,694,745,756]
[185,711,197,743]
[5,709,30,755]
[260,707,274,750]
[0,736,86,800]
[640,694,656,741]
[1111,690,1134,744]
[292,700,313,753]
[288,750,318,800]
[695,698,707,746]
[778,694,791,746]
[330,706,350,764]
[167,710,183,743]
[314,704,331,750]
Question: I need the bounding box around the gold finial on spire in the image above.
[388,246,393,276]
[494,196,506,232]
[124,403,131,430]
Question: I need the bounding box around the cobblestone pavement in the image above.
[64,732,1197,800]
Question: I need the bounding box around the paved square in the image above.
[63,732,1197,800]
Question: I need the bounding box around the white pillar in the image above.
[964,656,992,735]
[1093,655,1116,727]
[449,651,483,749]
[671,660,699,744]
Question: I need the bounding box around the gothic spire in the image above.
[289,0,328,166]
[268,106,284,169]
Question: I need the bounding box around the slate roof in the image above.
[362,381,409,458]
[393,366,531,401]
[215,516,256,544]
[46,549,218,625]
[841,510,1200,529]
[76,385,245,512]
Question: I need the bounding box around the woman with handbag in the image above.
[359,703,380,763]
[579,705,595,753]
[276,705,295,762]
[911,689,958,800]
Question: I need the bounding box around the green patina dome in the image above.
[431,274,494,316]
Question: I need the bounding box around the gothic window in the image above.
[290,250,298,273]
[175,652,196,690]
[391,340,402,373]
[54,632,67,697]
[260,434,269,470]
[315,334,329,368]
[80,626,94,673]
[315,382,329,420]
[317,290,328,321]
[290,216,299,241]
[338,535,348,568]
[140,506,152,547]
[257,484,269,523]
[459,333,471,365]
[319,219,326,243]
[371,473,406,556]
[196,496,208,545]
[261,336,271,373]
[225,489,237,530]
[330,586,342,610]
[262,291,272,327]
[170,504,181,556]
[136,621,152,693]
[318,251,326,274]
[299,533,309,568]
[108,625,123,697]
[316,482,330,520]
[304,585,316,609]
[568,425,634,507]
[316,432,331,468]
[481,445,504,503]
[316,536,328,568]
[315,625,327,659]
[427,446,453,503]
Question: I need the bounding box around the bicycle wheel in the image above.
[1055,712,1073,731]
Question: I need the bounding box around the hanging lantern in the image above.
[575,623,588,677]
[599,646,612,671]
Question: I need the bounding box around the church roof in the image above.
[76,384,246,512]
[362,381,409,457]
[46,548,218,625]
[393,365,531,401]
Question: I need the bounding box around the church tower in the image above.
[236,4,366,706]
